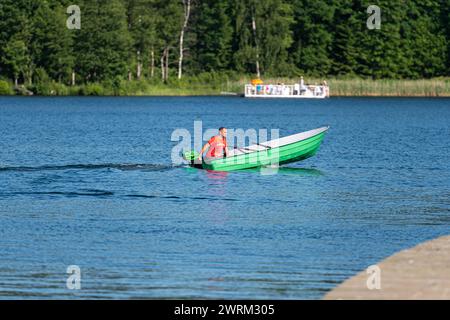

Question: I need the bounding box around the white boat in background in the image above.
[244,78,330,99]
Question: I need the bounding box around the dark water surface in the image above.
[0,96,449,299]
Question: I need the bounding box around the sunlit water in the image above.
[0,96,449,299]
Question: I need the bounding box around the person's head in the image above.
[219,127,227,138]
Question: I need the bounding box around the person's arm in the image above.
[198,143,210,160]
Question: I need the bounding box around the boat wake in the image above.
[8,190,115,197]
[0,163,179,173]
[2,190,241,201]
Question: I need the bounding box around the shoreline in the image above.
[324,235,450,300]
[1,78,450,98]
[2,94,450,98]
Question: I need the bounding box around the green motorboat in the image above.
[184,126,329,172]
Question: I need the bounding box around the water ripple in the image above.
[0,163,177,173]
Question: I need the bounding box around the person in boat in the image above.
[314,84,322,96]
[198,127,229,162]
[322,80,329,97]
[294,83,300,95]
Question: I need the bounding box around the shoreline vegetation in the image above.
[1,76,450,97]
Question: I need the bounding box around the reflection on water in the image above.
[276,167,323,176]
[184,166,323,177]
[246,166,324,177]
[205,170,229,181]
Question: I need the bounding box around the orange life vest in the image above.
[206,135,227,158]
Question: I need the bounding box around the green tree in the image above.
[232,0,293,76]
[126,0,160,79]
[0,0,31,82]
[153,0,184,81]
[330,0,363,76]
[2,38,30,86]
[445,0,450,74]
[230,0,254,74]
[0,0,449,86]
[400,1,447,78]
[192,0,233,72]
[257,0,294,75]
[74,0,132,82]
[30,0,74,83]
[0,80,14,95]
[358,1,414,78]
[290,0,335,76]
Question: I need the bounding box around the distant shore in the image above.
[1,77,450,97]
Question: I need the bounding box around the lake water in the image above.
[0,96,449,299]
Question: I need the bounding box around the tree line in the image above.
[0,0,449,88]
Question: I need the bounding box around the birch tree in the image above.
[178,0,192,79]
[127,0,159,79]
[232,0,293,77]
[155,0,183,82]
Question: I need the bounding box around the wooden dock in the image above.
[324,235,450,300]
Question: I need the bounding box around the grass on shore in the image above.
[328,78,450,97]
[1,76,450,97]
